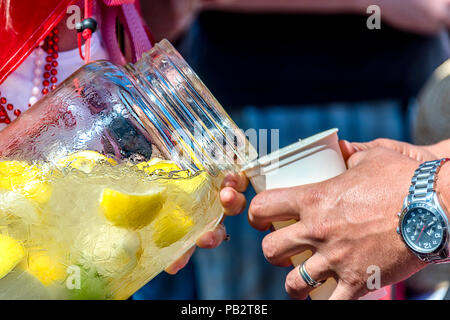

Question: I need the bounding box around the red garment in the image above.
[0,0,153,85]
[0,0,75,84]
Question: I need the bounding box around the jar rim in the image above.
[125,39,258,174]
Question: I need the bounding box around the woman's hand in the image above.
[370,0,450,35]
[140,0,202,42]
[248,147,428,299]
[165,172,248,274]
[180,0,450,35]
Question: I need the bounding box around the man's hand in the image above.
[248,147,428,299]
[165,172,248,274]
[339,138,439,164]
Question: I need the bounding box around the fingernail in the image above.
[341,139,351,149]
[347,141,361,152]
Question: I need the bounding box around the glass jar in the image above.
[0,40,257,300]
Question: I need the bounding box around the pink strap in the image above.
[103,0,134,4]
[100,0,152,65]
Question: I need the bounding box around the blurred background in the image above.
[135,0,450,300]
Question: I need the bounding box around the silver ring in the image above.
[299,261,324,288]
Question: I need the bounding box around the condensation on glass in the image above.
[0,40,257,173]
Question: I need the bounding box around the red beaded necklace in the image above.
[0,29,59,125]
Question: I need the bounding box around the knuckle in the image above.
[306,219,330,243]
[325,244,352,268]
[285,274,299,296]
[261,235,277,262]
[336,261,365,291]
[249,195,264,218]
[373,138,391,146]
[326,248,344,267]
[341,272,366,292]
[284,270,307,300]
[372,146,388,155]
[303,185,325,207]
[347,153,362,168]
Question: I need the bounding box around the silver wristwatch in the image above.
[397,159,450,264]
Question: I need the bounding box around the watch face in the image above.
[402,206,447,254]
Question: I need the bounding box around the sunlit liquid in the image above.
[0,155,223,300]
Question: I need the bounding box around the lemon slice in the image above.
[57,151,117,173]
[135,158,181,175]
[100,188,166,229]
[0,161,29,176]
[0,234,25,280]
[27,249,66,286]
[9,170,52,205]
[0,161,52,205]
[152,207,194,248]
[0,240,57,299]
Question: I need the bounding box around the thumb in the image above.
[351,138,400,153]
[339,139,387,160]
[339,140,358,162]
[350,140,382,152]
[339,140,370,168]
[347,149,370,168]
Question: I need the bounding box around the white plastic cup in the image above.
[243,128,387,300]
[243,128,346,193]
[243,129,344,299]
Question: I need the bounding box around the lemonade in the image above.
[0,152,223,299]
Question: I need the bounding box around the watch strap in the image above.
[408,159,449,204]
[408,158,450,263]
